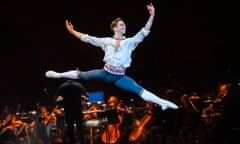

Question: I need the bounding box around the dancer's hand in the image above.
[147,3,155,16]
[65,19,74,34]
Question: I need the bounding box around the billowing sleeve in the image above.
[128,27,150,50]
[80,34,106,48]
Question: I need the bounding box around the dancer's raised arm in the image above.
[144,3,155,31]
[65,19,85,39]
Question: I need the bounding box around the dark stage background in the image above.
[0,0,237,110]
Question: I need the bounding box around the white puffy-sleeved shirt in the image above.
[80,27,150,68]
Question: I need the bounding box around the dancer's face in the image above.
[115,20,126,35]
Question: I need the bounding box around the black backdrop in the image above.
[0,0,237,110]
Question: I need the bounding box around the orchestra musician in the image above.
[206,83,240,144]
[205,83,231,114]
[101,95,125,144]
[0,106,28,144]
[34,105,52,144]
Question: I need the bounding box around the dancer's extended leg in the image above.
[45,70,79,79]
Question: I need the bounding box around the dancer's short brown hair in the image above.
[110,17,123,32]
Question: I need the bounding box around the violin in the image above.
[12,120,28,127]
[40,105,59,125]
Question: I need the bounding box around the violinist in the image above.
[0,109,27,144]
[208,83,240,144]
[34,105,51,144]
[12,113,35,144]
[34,104,62,144]
[83,103,101,121]
[206,83,231,114]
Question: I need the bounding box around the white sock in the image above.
[140,89,178,110]
[45,70,79,79]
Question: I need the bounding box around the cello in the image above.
[129,103,153,142]
[101,122,121,144]
[101,96,123,143]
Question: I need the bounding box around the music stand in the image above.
[85,91,105,144]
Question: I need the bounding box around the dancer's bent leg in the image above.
[140,89,178,110]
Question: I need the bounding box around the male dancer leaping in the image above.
[45,3,178,111]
